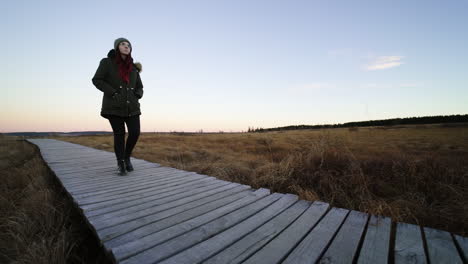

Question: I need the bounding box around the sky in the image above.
[2,0,467,132]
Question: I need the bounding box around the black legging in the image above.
[107,115,140,161]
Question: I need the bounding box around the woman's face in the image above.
[118,41,131,55]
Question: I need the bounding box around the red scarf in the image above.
[115,51,133,83]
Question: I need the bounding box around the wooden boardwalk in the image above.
[26,138,467,264]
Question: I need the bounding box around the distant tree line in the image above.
[247,114,468,133]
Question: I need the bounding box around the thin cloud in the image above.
[366,56,404,70]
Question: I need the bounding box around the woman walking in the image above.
[92,37,144,176]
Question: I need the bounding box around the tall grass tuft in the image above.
[0,136,109,264]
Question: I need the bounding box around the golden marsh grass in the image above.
[47,123,468,236]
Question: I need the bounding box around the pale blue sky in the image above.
[2,0,467,132]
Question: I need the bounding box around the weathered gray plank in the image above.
[75,175,213,206]
[282,207,349,264]
[424,227,463,264]
[319,210,368,263]
[67,169,188,189]
[79,178,219,212]
[55,167,158,184]
[73,174,211,204]
[55,158,156,170]
[53,160,155,174]
[100,187,255,247]
[60,168,172,186]
[119,192,293,264]
[60,167,179,189]
[72,176,216,206]
[243,201,330,264]
[112,188,271,262]
[91,181,246,231]
[46,157,113,164]
[47,157,114,167]
[56,162,160,177]
[394,222,427,264]
[184,199,309,264]
[85,181,236,218]
[357,215,391,264]
[454,235,468,262]
[44,154,111,162]
[71,171,202,199]
[65,169,186,195]
[60,162,165,178]
[203,200,311,264]
[48,154,115,163]
[51,164,117,175]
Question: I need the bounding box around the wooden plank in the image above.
[85,181,236,219]
[160,194,299,264]
[74,175,213,206]
[48,159,148,169]
[357,215,392,264]
[72,176,216,205]
[187,199,311,264]
[55,162,160,177]
[44,153,121,161]
[65,169,186,195]
[56,160,159,173]
[43,154,110,162]
[394,222,427,264]
[100,187,255,247]
[242,201,329,264]
[40,147,99,152]
[52,163,123,174]
[319,210,368,263]
[45,156,110,163]
[454,235,468,262]
[48,157,114,166]
[60,167,173,185]
[60,167,179,188]
[58,165,171,183]
[118,192,292,264]
[50,164,118,174]
[72,174,211,205]
[54,157,153,168]
[56,167,158,183]
[52,160,152,173]
[79,177,218,211]
[68,169,190,192]
[45,149,112,155]
[424,227,463,264]
[111,188,271,262]
[79,180,218,214]
[281,207,349,264]
[89,180,234,231]
[70,171,200,198]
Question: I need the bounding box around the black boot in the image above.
[117,159,127,176]
[124,157,134,172]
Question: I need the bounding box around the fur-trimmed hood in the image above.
[107,49,142,73]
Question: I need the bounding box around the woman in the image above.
[92,37,144,176]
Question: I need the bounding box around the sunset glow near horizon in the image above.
[3,0,468,133]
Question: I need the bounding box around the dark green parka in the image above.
[92,49,144,118]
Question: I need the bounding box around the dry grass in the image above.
[48,123,468,236]
[0,135,110,264]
